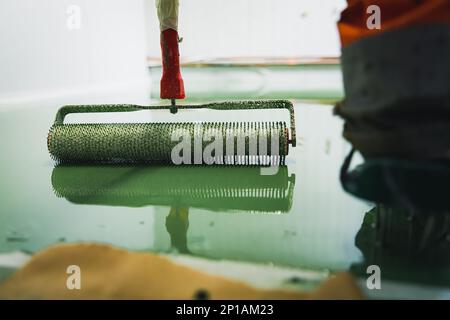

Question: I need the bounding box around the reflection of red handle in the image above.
[160,28,185,99]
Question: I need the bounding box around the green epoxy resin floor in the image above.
[1,100,450,298]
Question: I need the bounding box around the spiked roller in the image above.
[47,100,296,165]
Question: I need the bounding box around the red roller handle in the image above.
[160,28,185,100]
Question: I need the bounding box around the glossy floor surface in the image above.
[1,96,449,299]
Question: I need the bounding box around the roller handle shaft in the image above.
[160,28,185,100]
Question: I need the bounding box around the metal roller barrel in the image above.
[48,121,289,164]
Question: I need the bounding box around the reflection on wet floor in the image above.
[51,165,295,214]
[0,101,371,288]
[352,205,450,288]
[338,139,450,291]
[341,150,450,212]
[52,165,296,256]
[2,99,450,296]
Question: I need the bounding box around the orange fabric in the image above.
[338,0,450,46]
[0,243,365,300]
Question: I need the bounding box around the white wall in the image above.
[0,0,346,105]
[146,0,347,61]
[0,0,150,104]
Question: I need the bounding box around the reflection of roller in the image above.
[51,165,295,214]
